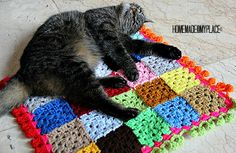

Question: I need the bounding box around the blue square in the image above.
[131,53,145,62]
[79,110,123,141]
[130,31,145,40]
[33,98,76,134]
[154,96,200,128]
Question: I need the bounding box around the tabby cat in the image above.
[0,3,181,121]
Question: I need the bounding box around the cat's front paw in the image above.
[121,107,139,121]
[124,67,139,82]
[167,46,182,59]
[155,44,182,60]
[109,76,127,88]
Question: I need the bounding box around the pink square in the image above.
[118,62,157,88]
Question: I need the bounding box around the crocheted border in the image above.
[12,105,52,153]
[139,26,235,153]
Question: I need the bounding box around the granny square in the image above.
[94,61,112,77]
[77,143,101,153]
[112,89,148,111]
[24,96,54,113]
[48,118,92,153]
[181,85,226,115]
[154,96,200,128]
[118,62,157,88]
[33,98,76,134]
[96,125,142,153]
[160,67,200,94]
[69,102,92,117]
[135,78,177,107]
[141,55,181,76]
[125,108,171,147]
[79,110,123,141]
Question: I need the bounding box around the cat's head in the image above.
[117,3,152,35]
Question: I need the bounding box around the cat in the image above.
[0,3,181,121]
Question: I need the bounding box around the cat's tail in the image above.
[0,77,31,116]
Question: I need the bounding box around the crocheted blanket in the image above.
[0,26,235,153]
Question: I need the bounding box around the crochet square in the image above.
[94,61,112,77]
[24,96,54,113]
[79,110,123,141]
[33,98,76,134]
[130,31,145,40]
[112,90,148,111]
[125,108,171,147]
[48,118,92,153]
[181,85,226,115]
[69,102,92,117]
[130,32,152,42]
[104,86,131,97]
[141,56,181,76]
[96,125,142,153]
[135,78,177,107]
[154,96,200,128]
[118,62,157,88]
[77,143,101,153]
[131,53,145,62]
[160,67,200,94]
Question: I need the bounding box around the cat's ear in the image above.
[116,2,130,15]
[116,3,123,14]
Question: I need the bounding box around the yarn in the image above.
[131,53,145,62]
[0,76,11,90]
[4,27,234,153]
[104,85,130,97]
[48,118,92,153]
[12,105,52,153]
[154,96,200,128]
[96,125,142,153]
[126,108,171,147]
[24,96,54,113]
[33,98,76,134]
[160,67,200,94]
[79,110,123,141]
[77,143,101,153]
[141,56,180,76]
[135,78,177,107]
[112,89,148,110]
[69,102,92,117]
[117,62,157,88]
[181,85,226,115]
[94,61,112,77]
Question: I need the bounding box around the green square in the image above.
[125,108,171,147]
[112,90,148,111]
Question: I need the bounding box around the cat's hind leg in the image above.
[120,34,182,60]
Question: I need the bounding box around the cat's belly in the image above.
[74,39,102,69]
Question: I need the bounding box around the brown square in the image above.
[181,85,226,115]
[96,125,142,153]
[48,118,92,153]
[135,78,177,107]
